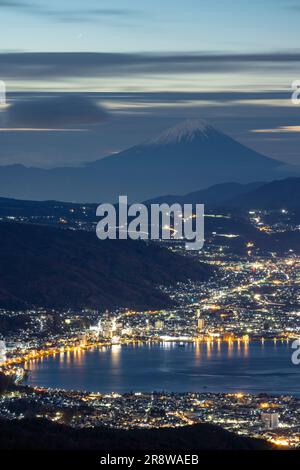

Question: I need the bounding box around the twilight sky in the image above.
[0,0,299,167]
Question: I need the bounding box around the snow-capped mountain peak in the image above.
[149,119,216,146]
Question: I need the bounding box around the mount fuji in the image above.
[0,119,292,202]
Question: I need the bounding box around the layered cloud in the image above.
[252,126,300,134]
[4,94,108,129]
[0,51,300,81]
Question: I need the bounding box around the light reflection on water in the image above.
[25,340,299,396]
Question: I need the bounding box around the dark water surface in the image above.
[26,341,300,395]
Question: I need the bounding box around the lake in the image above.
[25,340,300,395]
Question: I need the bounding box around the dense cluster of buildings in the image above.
[0,388,299,447]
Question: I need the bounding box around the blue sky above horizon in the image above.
[1,0,299,54]
[0,0,300,167]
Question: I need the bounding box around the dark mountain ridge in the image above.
[146,181,264,206]
[0,418,273,451]
[0,222,212,310]
[227,177,300,209]
[147,177,300,210]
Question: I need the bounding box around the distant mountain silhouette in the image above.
[0,222,212,310]
[0,177,299,223]
[146,182,264,206]
[227,177,300,209]
[147,177,300,210]
[0,119,291,203]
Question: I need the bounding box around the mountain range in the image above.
[0,177,299,231]
[148,177,300,210]
[146,181,264,206]
[226,177,300,209]
[0,119,295,203]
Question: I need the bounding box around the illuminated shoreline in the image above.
[0,335,293,376]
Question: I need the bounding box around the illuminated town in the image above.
[0,205,300,448]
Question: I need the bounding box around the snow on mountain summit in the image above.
[148,119,217,146]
